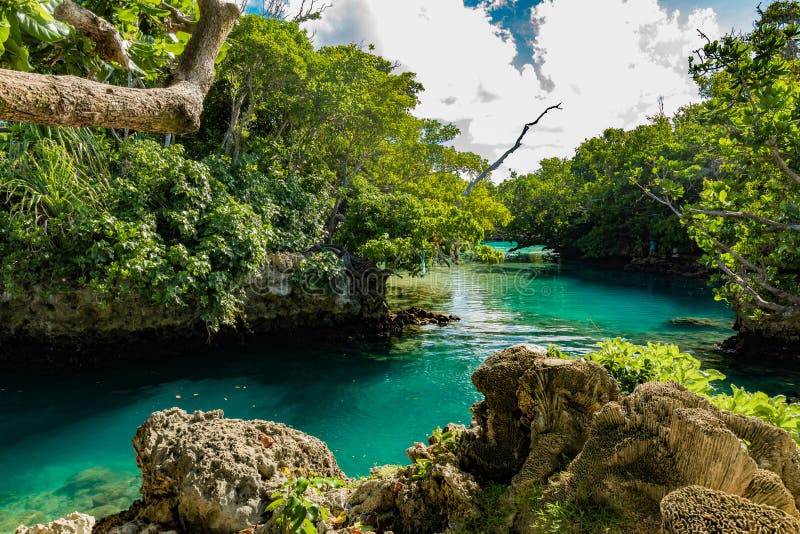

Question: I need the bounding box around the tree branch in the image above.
[767,138,800,186]
[693,223,800,305]
[460,102,562,198]
[160,1,197,33]
[0,0,239,133]
[686,208,800,231]
[53,0,129,68]
[713,255,787,313]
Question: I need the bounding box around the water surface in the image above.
[2,255,786,530]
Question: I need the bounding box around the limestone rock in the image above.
[131,408,344,533]
[460,343,619,484]
[563,381,800,519]
[661,485,800,533]
[723,410,800,509]
[347,462,480,534]
[15,512,95,534]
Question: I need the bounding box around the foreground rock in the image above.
[562,381,800,520]
[661,485,800,533]
[460,343,620,485]
[45,342,800,533]
[100,408,344,534]
[16,512,95,534]
[348,462,479,534]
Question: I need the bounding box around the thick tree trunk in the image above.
[0,0,240,133]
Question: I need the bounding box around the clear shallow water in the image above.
[3,253,796,531]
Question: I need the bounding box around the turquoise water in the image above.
[2,253,795,531]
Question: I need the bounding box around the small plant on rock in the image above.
[266,476,345,534]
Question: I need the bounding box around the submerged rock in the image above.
[125,408,344,533]
[15,512,95,534]
[661,485,800,533]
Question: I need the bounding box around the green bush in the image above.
[581,338,800,444]
[0,139,273,329]
[266,476,345,534]
[472,244,505,265]
[583,338,725,396]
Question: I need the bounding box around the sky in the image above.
[282,0,763,180]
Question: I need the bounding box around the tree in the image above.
[0,0,240,133]
[638,12,800,325]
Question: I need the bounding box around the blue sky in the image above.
[292,0,771,178]
[462,0,758,69]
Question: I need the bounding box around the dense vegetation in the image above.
[4,0,800,338]
[0,10,510,329]
[497,2,800,332]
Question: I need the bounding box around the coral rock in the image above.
[347,463,479,534]
[15,512,95,534]
[564,382,800,519]
[661,485,800,533]
[461,343,619,484]
[131,408,344,533]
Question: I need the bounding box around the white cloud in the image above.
[294,0,722,180]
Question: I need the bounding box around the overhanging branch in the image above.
[0,0,240,133]
[54,0,129,68]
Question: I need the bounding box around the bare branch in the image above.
[53,0,129,68]
[0,0,240,133]
[634,183,684,217]
[293,0,330,22]
[460,102,562,198]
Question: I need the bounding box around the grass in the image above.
[456,481,633,534]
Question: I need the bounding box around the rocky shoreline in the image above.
[0,253,463,369]
[17,344,800,534]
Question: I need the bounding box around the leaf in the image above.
[15,9,68,42]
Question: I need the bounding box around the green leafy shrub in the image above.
[266,476,345,534]
[472,244,505,265]
[0,140,273,329]
[584,338,725,396]
[712,385,800,444]
[582,338,800,445]
[289,251,346,293]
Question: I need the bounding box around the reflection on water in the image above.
[0,256,777,531]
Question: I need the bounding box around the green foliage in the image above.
[524,486,629,534]
[428,425,460,455]
[582,338,800,444]
[497,118,700,259]
[456,483,631,534]
[585,338,726,396]
[0,139,271,329]
[471,244,505,265]
[266,476,345,534]
[411,458,433,479]
[712,385,800,443]
[288,250,345,292]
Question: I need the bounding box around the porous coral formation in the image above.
[111,408,343,533]
[562,381,800,520]
[660,485,800,533]
[15,512,95,534]
[460,343,620,485]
